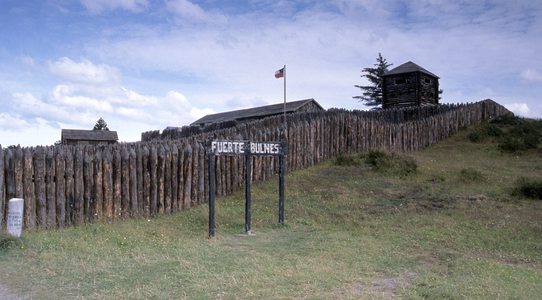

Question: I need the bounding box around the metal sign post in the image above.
[207,140,287,238]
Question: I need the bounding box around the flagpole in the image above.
[283,65,286,140]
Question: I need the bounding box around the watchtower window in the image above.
[394,78,406,85]
[424,78,431,84]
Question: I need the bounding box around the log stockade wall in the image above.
[1,99,510,230]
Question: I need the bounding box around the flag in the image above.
[275,67,284,78]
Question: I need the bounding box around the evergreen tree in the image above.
[353,53,392,109]
[93,117,110,131]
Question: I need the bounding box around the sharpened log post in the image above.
[0,147,4,230]
[208,152,215,238]
[55,148,66,227]
[244,151,251,234]
[23,147,35,229]
[33,147,47,229]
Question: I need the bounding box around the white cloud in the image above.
[122,88,158,107]
[166,0,206,20]
[0,112,32,131]
[116,106,151,120]
[19,55,35,67]
[1,53,221,146]
[51,85,114,112]
[3,1,542,146]
[165,0,226,24]
[190,107,215,120]
[505,103,531,116]
[49,57,120,84]
[80,0,148,13]
[0,114,59,147]
[520,69,542,82]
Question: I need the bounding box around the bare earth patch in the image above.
[0,282,22,300]
[330,272,417,299]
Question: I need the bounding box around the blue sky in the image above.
[1,0,541,146]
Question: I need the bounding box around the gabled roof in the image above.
[191,98,323,126]
[61,129,118,141]
[383,61,439,78]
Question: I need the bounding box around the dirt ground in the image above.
[0,282,22,300]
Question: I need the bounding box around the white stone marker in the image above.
[7,198,24,237]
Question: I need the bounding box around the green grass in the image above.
[1,123,541,299]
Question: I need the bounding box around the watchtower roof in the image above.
[383,61,439,78]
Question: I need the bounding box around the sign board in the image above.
[210,140,286,156]
[207,139,287,237]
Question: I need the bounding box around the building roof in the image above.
[61,129,119,142]
[383,61,439,78]
[191,98,323,126]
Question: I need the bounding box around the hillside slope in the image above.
[0,119,541,299]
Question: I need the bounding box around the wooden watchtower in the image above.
[382,61,439,109]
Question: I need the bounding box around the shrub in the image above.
[485,124,503,137]
[490,114,521,126]
[458,168,485,183]
[468,131,484,143]
[468,123,503,143]
[365,150,389,169]
[335,154,361,166]
[498,136,526,153]
[491,117,542,153]
[364,150,417,177]
[513,177,542,200]
[395,157,418,177]
[524,132,540,149]
[0,232,21,252]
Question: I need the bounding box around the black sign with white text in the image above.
[209,140,286,156]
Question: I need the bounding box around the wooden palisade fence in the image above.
[0,99,510,230]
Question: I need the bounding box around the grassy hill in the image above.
[1,118,541,299]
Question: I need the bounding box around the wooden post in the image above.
[0,147,4,229]
[113,147,122,219]
[164,144,172,213]
[198,144,205,204]
[93,149,103,220]
[121,146,130,216]
[150,145,158,215]
[136,146,144,215]
[23,147,35,229]
[5,148,15,201]
[216,154,223,196]
[244,152,251,234]
[83,147,93,223]
[55,148,66,227]
[14,147,23,199]
[183,144,192,209]
[191,142,199,205]
[142,145,151,216]
[170,143,179,212]
[129,147,138,216]
[278,152,285,225]
[33,147,47,229]
[157,144,165,214]
[208,152,215,238]
[103,148,114,221]
[74,147,84,225]
[176,143,184,210]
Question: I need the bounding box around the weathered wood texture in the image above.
[0,100,510,229]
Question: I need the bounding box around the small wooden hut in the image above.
[382,61,439,109]
[61,129,118,145]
